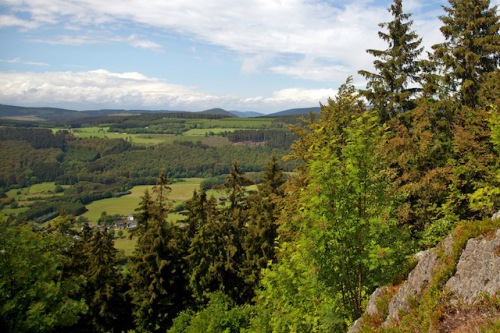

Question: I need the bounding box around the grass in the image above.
[2,182,67,219]
[58,117,276,146]
[1,182,66,218]
[191,118,273,128]
[82,178,205,223]
[6,182,62,199]
[182,128,237,136]
[113,229,136,257]
[98,178,205,256]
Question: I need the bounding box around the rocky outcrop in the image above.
[349,225,500,332]
[385,249,438,322]
[445,229,500,303]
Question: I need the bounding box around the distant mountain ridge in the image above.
[0,104,320,122]
[266,107,321,117]
[229,110,264,118]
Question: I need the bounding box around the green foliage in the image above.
[255,78,412,332]
[2,4,500,333]
[432,0,500,107]
[0,219,87,332]
[167,292,252,333]
[255,241,342,332]
[359,0,423,121]
[129,173,191,332]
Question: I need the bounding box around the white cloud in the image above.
[127,34,163,51]
[0,70,220,109]
[0,14,38,29]
[270,56,351,82]
[32,35,102,45]
[1,0,445,81]
[0,70,337,111]
[263,87,337,105]
[0,58,48,66]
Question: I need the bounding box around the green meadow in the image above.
[1,182,66,218]
[82,178,205,223]
[64,117,275,146]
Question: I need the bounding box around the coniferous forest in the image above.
[1,0,499,332]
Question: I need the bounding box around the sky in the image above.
[0,0,496,113]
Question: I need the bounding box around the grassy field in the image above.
[90,178,203,256]
[182,128,236,136]
[1,182,66,218]
[69,127,200,145]
[82,178,205,223]
[192,118,273,129]
[6,182,63,199]
[64,116,276,145]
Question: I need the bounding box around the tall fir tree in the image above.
[359,0,423,122]
[82,228,130,332]
[242,156,285,288]
[433,0,500,107]
[128,172,189,332]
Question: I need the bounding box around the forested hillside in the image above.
[0,0,499,332]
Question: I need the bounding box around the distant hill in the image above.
[0,104,86,121]
[229,111,264,118]
[0,104,321,122]
[198,108,236,117]
[266,107,320,117]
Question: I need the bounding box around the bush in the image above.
[168,292,252,333]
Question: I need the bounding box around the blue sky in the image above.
[0,0,494,113]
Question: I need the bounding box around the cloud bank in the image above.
[0,70,336,112]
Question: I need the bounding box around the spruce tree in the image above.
[242,156,285,288]
[185,194,229,303]
[84,229,128,332]
[359,0,423,122]
[129,173,189,332]
[433,0,500,107]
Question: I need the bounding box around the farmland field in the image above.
[69,127,202,145]
[65,120,276,145]
[1,182,66,218]
[82,178,205,222]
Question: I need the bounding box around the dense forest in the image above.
[1,0,499,332]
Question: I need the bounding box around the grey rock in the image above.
[365,286,388,316]
[386,249,439,322]
[492,210,500,221]
[444,229,500,303]
[347,318,362,333]
[348,286,389,333]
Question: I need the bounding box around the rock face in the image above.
[385,249,439,322]
[445,229,500,303]
[349,227,500,332]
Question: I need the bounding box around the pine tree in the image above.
[242,156,285,288]
[84,229,128,332]
[130,188,154,239]
[359,0,423,122]
[224,160,254,210]
[433,0,500,107]
[186,195,221,299]
[183,189,208,239]
[129,173,189,332]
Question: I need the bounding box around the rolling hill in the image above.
[0,104,320,122]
